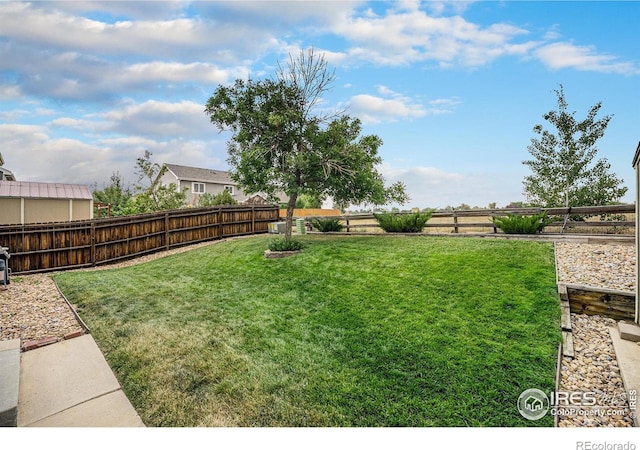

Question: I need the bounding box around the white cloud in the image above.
[0,2,356,64]
[0,83,22,100]
[0,124,113,184]
[348,87,460,124]
[0,3,210,59]
[427,97,462,114]
[330,6,530,67]
[0,122,227,188]
[49,117,107,133]
[379,163,525,208]
[102,100,214,139]
[122,62,246,85]
[349,94,426,124]
[534,42,639,75]
[46,99,221,143]
[0,41,249,101]
[46,1,189,21]
[425,1,478,16]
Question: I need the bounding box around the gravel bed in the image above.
[555,242,637,427]
[0,240,222,344]
[555,242,635,291]
[0,237,637,427]
[0,273,84,343]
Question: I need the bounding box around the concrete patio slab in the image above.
[25,390,144,427]
[17,334,144,427]
[0,339,21,427]
[609,326,640,427]
[619,321,640,343]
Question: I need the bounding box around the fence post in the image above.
[165,212,170,250]
[251,206,255,234]
[453,210,459,234]
[218,207,224,238]
[90,221,96,266]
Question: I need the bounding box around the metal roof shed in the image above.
[0,181,94,225]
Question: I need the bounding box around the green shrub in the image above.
[373,210,434,233]
[198,190,237,206]
[492,212,551,234]
[310,217,344,232]
[268,238,306,252]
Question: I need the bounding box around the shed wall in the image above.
[72,199,92,221]
[0,198,22,225]
[0,198,93,224]
[24,199,69,223]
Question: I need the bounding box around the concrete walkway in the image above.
[609,324,640,427]
[17,334,144,427]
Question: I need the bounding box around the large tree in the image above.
[522,85,627,208]
[205,48,407,241]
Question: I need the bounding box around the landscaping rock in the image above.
[556,242,636,427]
[0,274,83,343]
[555,242,635,291]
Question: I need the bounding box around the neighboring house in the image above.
[161,163,288,206]
[0,153,16,181]
[0,181,93,225]
[161,163,244,205]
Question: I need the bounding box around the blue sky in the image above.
[0,1,638,209]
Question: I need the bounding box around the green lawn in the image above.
[54,235,560,427]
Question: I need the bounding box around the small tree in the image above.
[522,85,627,208]
[130,150,187,213]
[92,172,132,217]
[205,48,407,242]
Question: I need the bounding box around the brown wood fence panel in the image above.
[0,205,279,274]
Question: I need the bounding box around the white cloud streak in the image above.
[329,6,531,67]
[348,86,460,124]
[534,42,640,75]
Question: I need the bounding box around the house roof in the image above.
[632,141,640,168]
[0,181,93,200]
[0,152,16,181]
[0,166,15,181]
[164,163,290,204]
[164,163,234,185]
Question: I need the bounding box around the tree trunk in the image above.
[285,192,298,242]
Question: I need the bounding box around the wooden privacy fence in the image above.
[308,204,636,234]
[0,205,279,274]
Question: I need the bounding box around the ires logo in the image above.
[517,389,626,421]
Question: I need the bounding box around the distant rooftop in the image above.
[164,163,234,184]
[0,152,16,181]
[0,167,15,181]
[0,181,92,200]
